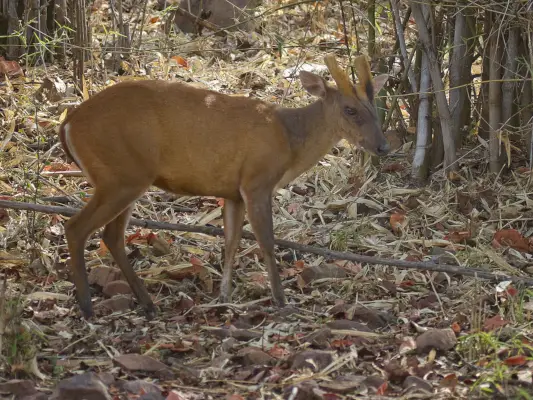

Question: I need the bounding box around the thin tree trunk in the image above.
[449,3,470,149]
[488,24,503,173]
[73,0,87,88]
[410,0,456,172]
[55,0,68,61]
[478,10,491,139]
[391,0,418,94]
[367,0,375,59]
[527,31,533,165]
[412,48,431,181]
[501,27,519,129]
[3,0,21,59]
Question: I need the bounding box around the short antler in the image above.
[353,55,374,100]
[324,54,353,96]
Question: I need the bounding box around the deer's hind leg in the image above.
[65,183,149,318]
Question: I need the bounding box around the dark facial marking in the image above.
[365,81,374,102]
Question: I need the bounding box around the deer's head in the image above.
[299,54,390,156]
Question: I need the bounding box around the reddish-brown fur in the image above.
[60,55,389,319]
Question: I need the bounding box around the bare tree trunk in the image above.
[412,46,431,181]
[54,0,68,61]
[501,27,519,129]
[478,10,491,139]
[432,114,443,169]
[391,0,418,94]
[39,0,48,62]
[523,79,533,163]
[410,0,456,172]
[73,0,87,89]
[2,0,21,59]
[488,21,503,174]
[116,0,130,56]
[449,3,472,149]
[367,0,375,59]
[526,31,533,165]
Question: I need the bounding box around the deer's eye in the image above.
[344,107,357,116]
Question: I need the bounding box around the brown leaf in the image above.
[318,375,366,393]
[171,55,188,68]
[268,344,291,359]
[97,295,133,313]
[415,328,457,354]
[0,380,37,397]
[147,233,172,256]
[226,395,245,400]
[123,380,161,395]
[114,354,174,379]
[390,211,406,233]
[0,208,9,225]
[0,58,23,79]
[483,315,508,331]
[302,328,332,348]
[493,229,531,252]
[97,239,109,257]
[298,264,347,286]
[346,306,394,329]
[56,373,109,400]
[102,280,132,297]
[503,355,527,366]
[440,373,458,389]
[326,319,372,332]
[381,162,405,173]
[88,266,122,287]
[232,347,274,366]
[445,230,471,243]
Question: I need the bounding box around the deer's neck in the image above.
[274,100,340,189]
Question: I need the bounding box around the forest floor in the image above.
[0,1,533,399]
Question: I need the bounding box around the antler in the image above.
[324,54,353,96]
[353,55,373,100]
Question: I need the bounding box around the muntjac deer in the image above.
[59,54,389,319]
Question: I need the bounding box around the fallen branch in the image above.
[1,199,532,286]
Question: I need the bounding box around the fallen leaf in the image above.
[483,315,508,331]
[450,322,461,333]
[440,373,458,389]
[268,344,291,359]
[147,232,172,256]
[381,162,405,173]
[390,212,406,233]
[0,58,23,79]
[415,328,457,353]
[376,381,388,395]
[493,229,530,252]
[503,355,527,366]
[445,230,471,243]
[97,239,109,257]
[171,55,188,68]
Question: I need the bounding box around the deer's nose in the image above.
[376,142,390,156]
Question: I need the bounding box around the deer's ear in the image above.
[373,74,389,94]
[299,71,328,98]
